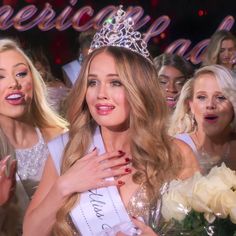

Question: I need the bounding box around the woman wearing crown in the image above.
[23,7,199,236]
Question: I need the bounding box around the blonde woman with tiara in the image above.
[0,38,68,234]
[24,7,198,236]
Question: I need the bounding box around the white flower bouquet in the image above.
[159,163,236,235]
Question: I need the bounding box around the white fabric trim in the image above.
[71,127,134,235]
[175,133,197,154]
[48,128,135,235]
[47,132,69,174]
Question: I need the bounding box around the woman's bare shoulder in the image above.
[172,137,200,180]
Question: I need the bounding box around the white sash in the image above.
[70,127,136,236]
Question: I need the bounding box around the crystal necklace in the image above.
[199,143,230,162]
[193,132,230,172]
[15,127,49,180]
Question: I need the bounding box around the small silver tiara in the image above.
[89,6,152,63]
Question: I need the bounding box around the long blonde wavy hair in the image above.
[203,30,236,66]
[169,64,236,136]
[53,46,183,235]
[0,38,68,129]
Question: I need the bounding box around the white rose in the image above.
[178,172,202,198]
[190,177,214,213]
[161,180,190,222]
[207,163,236,189]
[210,190,236,219]
[178,171,201,189]
[230,206,236,224]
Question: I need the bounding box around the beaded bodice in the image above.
[127,184,167,233]
[15,127,49,197]
[127,185,152,222]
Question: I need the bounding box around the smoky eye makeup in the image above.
[16,70,28,78]
[87,79,98,87]
[110,79,122,86]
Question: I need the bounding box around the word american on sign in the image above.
[0,0,234,64]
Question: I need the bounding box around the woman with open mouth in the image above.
[169,64,236,174]
[23,7,199,236]
[154,53,194,113]
[0,38,69,235]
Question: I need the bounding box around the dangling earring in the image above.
[189,112,196,128]
[78,53,83,64]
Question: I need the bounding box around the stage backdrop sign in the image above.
[0,0,234,64]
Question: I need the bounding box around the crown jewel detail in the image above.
[89,6,152,63]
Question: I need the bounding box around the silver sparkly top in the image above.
[127,183,168,233]
[15,127,49,198]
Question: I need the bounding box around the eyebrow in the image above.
[88,73,119,77]
[13,62,28,68]
[158,74,186,79]
[196,90,223,94]
[195,91,207,93]
[0,62,28,71]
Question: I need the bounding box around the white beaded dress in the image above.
[15,127,49,234]
[16,127,49,198]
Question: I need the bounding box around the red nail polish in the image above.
[125,157,130,162]
[125,167,131,173]
[92,147,96,151]
[118,150,125,157]
[118,180,125,185]
[132,216,137,219]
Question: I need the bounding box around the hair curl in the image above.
[203,30,236,66]
[0,38,68,129]
[53,47,183,235]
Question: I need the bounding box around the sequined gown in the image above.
[127,184,164,233]
[15,127,49,234]
[16,128,48,195]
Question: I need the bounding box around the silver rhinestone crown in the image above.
[89,6,152,63]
